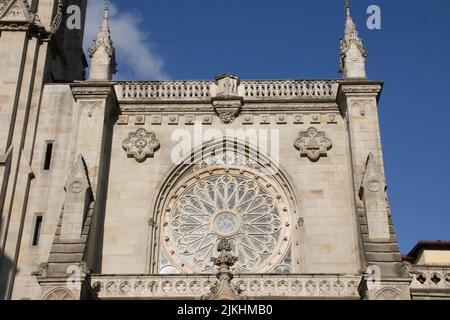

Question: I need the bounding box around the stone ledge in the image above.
[89,274,363,300]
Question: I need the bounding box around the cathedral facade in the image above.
[0,0,448,300]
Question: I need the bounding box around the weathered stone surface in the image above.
[48,253,84,264]
[0,0,446,301]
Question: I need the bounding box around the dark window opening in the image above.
[43,142,53,171]
[32,216,43,246]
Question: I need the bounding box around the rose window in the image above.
[161,174,292,273]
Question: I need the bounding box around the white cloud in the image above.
[84,0,169,80]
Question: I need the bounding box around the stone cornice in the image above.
[336,81,384,112]
[0,20,48,38]
[337,79,383,97]
[70,82,119,118]
[118,103,339,114]
[71,82,118,101]
[0,21,28,30]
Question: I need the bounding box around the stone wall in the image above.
[102,102,361,276]
[6,77,415,300]
[10,84,77,299]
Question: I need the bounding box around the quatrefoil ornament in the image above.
[294,127,332,162]
[122,128,160,162]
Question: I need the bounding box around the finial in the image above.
[202,239,244,301]
[345,0,351,16]
[104,0,110,19]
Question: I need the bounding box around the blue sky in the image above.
[87,0,450,253]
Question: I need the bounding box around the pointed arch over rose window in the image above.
[147,138,302,275]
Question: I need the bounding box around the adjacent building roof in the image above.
[404,240,450,263]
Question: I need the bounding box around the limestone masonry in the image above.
[0,0,448,300]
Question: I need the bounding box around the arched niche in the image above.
[43,288,76,300]
[146,137,303,274]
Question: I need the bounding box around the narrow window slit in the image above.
[43,142,53,171]
[32,216,43,246]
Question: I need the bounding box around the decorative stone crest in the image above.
[219,112,235,124]
[213,102,242,124]
[211,73,243,124]
[294,127,332,162]
[122,128,160,162]
[203,239,244,301]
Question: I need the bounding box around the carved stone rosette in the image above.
[122,128,160,162]
[294,127,332,162]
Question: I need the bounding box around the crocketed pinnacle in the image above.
[88,0,116,71]
[339,0,368,73]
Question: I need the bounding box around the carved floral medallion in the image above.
[294,127,332,162]
[122,128,160,162]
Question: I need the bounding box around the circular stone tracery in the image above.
[161,171,292,274]
[213,212,241,238]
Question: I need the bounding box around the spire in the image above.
[339,0,368,79]
[88,0,117,81]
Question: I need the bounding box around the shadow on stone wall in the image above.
[0,215,16,300]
